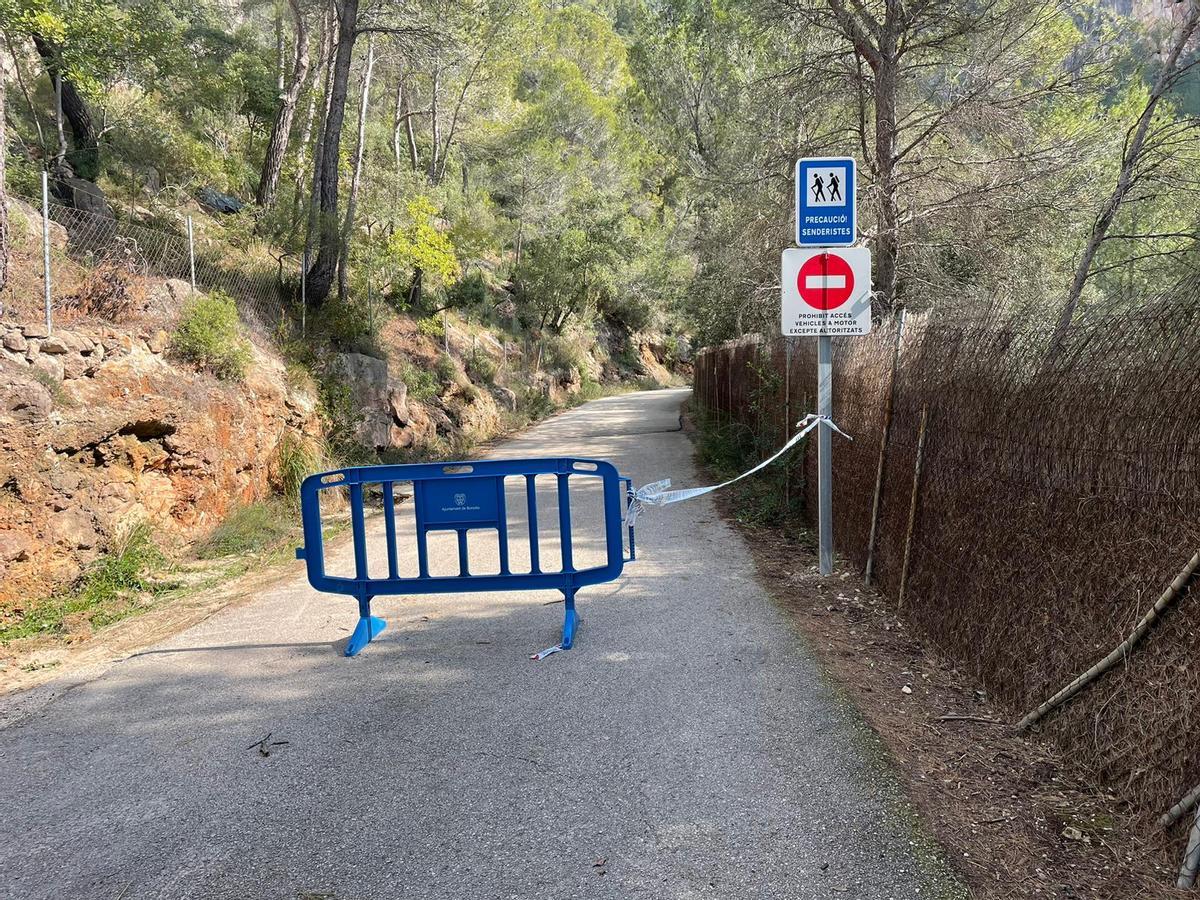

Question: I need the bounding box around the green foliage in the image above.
[387,197,461,294]
[171,290,252,380]
[417,316,445,340]
[434,352,459,385]
[401,361,440,403]
[196,501,295,558]
[0,524,168,641]
[467,352,498,385]
[275,432,328,505]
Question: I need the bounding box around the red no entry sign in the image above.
[780,247,871,336]
[797,252,854,310]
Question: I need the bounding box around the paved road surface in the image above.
[0,389,959,900]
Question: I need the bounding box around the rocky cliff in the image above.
[0,310,318,608]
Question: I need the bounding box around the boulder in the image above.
[2,377,54,423]
[3,331,28,353]
[32,354,65,384]
[388,382,409,424]
[334,352,390,408]
[62,353,91,380]
[492,386,517,412]
[53,176,115,219]
[356,410,395,451]
[389,424,416,449]
[39,335,70,354]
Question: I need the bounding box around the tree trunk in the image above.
[31,34,99,180]
[428,66,441,182]
[1049,1,1200,357]
[305,0,360,307]
[338,34,376,302]
[293,7,334,230]
[404,88,419,172]
[392,70,404,174]
[257,0,310,209]
[872,47,900,313]
[0,71,9,294]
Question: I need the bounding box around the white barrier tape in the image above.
[625,414,851,526]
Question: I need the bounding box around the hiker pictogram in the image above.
[812,173,826,202]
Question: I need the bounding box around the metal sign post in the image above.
[817,335,834,574]
[784,157,871,577]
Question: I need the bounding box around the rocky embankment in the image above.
[0,308,319,607]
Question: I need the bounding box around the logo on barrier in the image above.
[454,492,467,507]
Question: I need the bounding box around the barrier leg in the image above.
[561,588,580,650]
[346,596,387,658]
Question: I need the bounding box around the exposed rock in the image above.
[492,386,517,411]
[3,332,28,353]
[31,354,65,384]
[146,330,170,354]
[39,335,70,354]
[22,324,50,340]
[0,531,35,563]
[334,352,390,408]
[49,510,99,550]
[53,176,115,219]
[148,279,194,311]
[388,382,409,424]
[356,410,395,451]
[0,314,320,607]
[389,424,416,449]
[62,353,91,380]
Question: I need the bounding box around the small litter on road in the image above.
[246,732,289,757]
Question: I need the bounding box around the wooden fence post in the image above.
[898,404,930,610]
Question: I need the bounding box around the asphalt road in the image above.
[0,389,960,900]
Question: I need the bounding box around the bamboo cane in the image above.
[1016,549,1200,732]
[866,311,907,587]
[897,405,930,611]
[1177,804,1200,890]
[1163,782,1200,829]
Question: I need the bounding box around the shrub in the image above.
[276,431,328,504]
[401,361,440,403]
[197,501,295,558]
[417,316,445,340]
[467,353,498,385]
[434,352,459,385]
[0,524,168,641]
[171,290,252,380]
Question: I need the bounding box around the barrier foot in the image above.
[346,614,387,658]
[561,589,580,650]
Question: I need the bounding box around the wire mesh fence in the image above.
[694,290,1200,825]
[7,185,298,339]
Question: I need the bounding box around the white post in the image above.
[186,215,196,294]
[41,171,52,334]
[817,333,833,575]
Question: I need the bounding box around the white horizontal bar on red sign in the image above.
[804,275,846,290]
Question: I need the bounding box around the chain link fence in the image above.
[694,291,1200,830]
[5,180,299,339]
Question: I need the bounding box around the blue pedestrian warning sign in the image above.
[795,157,856,247]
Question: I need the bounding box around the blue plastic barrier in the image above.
[296,458,637,657]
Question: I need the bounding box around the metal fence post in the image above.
[41,171,52,334]
[186,215,196,294]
